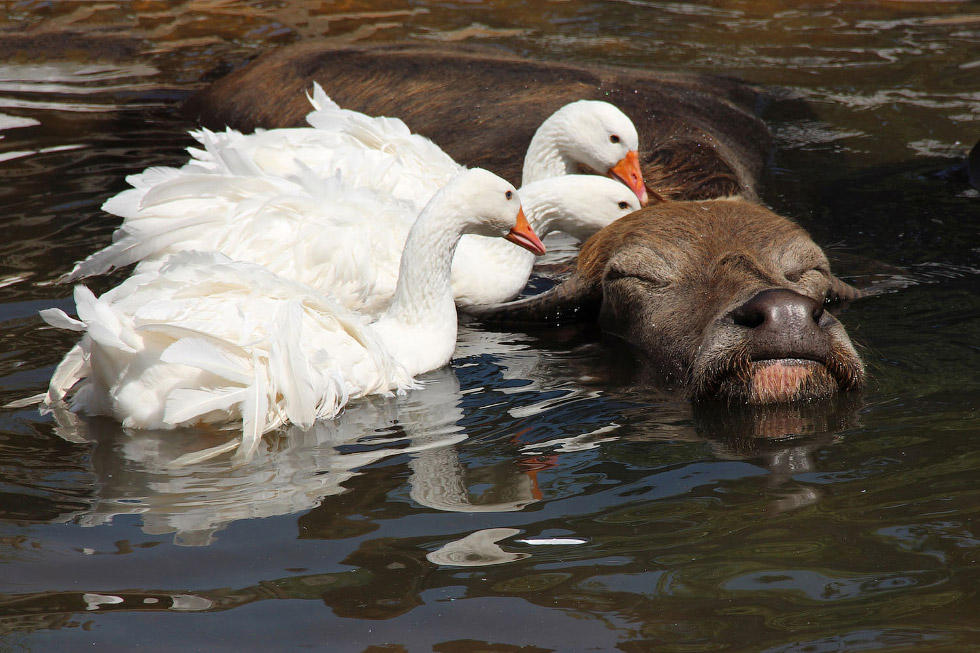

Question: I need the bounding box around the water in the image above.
[1,1,978,650]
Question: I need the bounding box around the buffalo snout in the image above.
[731,288,829,362]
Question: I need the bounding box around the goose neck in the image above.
[522,119,575,186]
[381,200,462,329]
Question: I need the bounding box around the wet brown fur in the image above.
[182,42,771,201]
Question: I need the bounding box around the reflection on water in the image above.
[44,365,555,546]
[426,528,529,565]
[57,369,470,546]
[1,0,979,650]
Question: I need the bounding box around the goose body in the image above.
[42,169,543,461]
[67,87,643,311]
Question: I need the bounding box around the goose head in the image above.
[522,100,648,206]
[520,175,642,241]
[444,168,547,255]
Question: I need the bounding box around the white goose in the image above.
[65,87,645,311]
[41,169,545,462]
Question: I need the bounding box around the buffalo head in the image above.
[467,198,865,404]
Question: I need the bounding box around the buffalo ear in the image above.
[462,274,602,325]
[827,274,864,303]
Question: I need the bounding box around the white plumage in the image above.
[66,85,643,312]
[42,169,543,461]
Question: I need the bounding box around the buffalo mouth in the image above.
[694,346,864,405]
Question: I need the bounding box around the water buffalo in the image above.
[182,41,771,202]
[467,199,865,404]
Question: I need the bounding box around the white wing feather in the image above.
[39,308,85,331]
[163,387,250,426]
[159,337,254,386]
[43,344,87,404]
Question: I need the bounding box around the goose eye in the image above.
[610,134,621,144]
[505,190,513,200]
[618,201,630,210]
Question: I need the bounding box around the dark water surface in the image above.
[1,1,978,651]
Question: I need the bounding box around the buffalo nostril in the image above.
[731,303,766,329]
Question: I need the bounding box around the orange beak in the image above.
[608,150,649,206]
[504,207,546,256]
